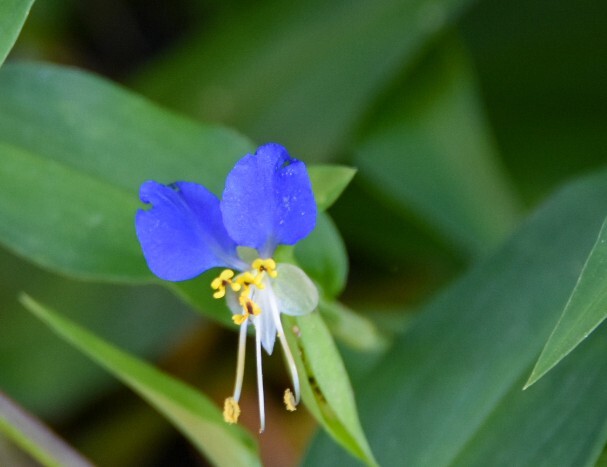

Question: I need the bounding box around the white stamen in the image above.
[266,279,301,405]
[255,327,265,433]
[232,320,248,401]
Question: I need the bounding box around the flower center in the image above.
[210,258,279,325]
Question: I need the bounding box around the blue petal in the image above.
[221,143,317,255]
[135,181,242,281]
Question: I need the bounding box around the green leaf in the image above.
[0,391,92,467]
[0,62,253,282]
[305,169,607,466]
[0,141,146,281]
[19,294,261,467]
[0,63,347,323]
[0,247,196,420]
[134,0,476,161]
[308,165,356,212]
[284,312,376,466]
[525,216,607,388]
[354,39,520,258]
[0,0,35,67]
[318,299,388,352]
[295,213,348,298]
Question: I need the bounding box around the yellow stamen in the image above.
[232,314,248,325]
[284,388,297,412]
[211,269,236,299]
[236,271,264,291]
[223,397,241,424]
[253,258,278,278]
[239,295,261,316]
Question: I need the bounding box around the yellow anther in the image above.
[253,258,278,278]
[232,314,248,325]
[223,397,241,424]
[236,271,264,291]
[211,269,236,299]
[284,388,297,412]
[239,295,261,316]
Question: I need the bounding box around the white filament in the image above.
[232,320,248,402]
[255,328,265,433]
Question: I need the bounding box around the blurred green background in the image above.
[2,0,606,465]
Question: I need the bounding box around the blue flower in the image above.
[135,143,319,431]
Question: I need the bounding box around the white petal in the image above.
[272,264,319,316]
[253,289,277,354]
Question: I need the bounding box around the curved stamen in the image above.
[265,279,301,405]
[255,327,265,433]
[233,320,248,401]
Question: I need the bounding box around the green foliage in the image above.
[526,216,607,388]
[1,0,606,465]
[0,62,353,321]
[295,213,348,299]
[0,0,34,66]
[133,0,476,161]
[354,40,520,258]
[0,246,195,419]
[0,63,252,281]
[284,313,377,466]
[20,295,261,467]
[0,61,369,463]
[308,166,357,212]
[305,171,607,466]
[0,391,92,467]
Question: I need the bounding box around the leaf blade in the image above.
[20,294,261,467]
[134,0,476,161]
[0,63,348,324]
[0,0,35,67]
[0,391,92,467]
[354,39,520,258]
[308,165,356,212]
[284,312,376,466]
[304,169,607,466]
[525,216,607,388]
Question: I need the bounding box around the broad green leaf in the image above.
[307,165,356,212]
[0,247,196,420]
[0,63,348,322]
[284,312,376,466]
[0,62,253,282]
[305,169,607,466]
[20,294,261,467]
[525,216,607,388]
[0,391,92,467]
[354,39,520,258]
[0,141,145,281]
[318,299,388,352]
[295,213,348,298]
[134,0,476,161]
[0,0,34,67]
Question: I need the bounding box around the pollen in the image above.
[223,397,241,424]
[236,271,264,291]
[253,258,278,278]
[211,269,238,299]
[239,295,261,316]
[283,388,297,412]
[232,314,248,325]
